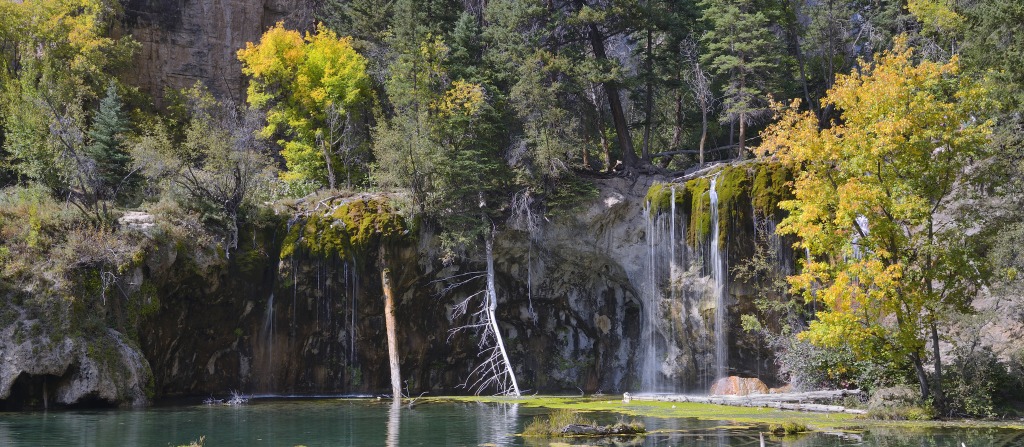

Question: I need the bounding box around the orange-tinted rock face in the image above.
[709,376,769,395]
[122,0,314,106]
[769,384,793,394]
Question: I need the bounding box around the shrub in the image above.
[523,409,595,437]
[768,422,806,435]
[867,386,935,420]
[942,345,1011,417]
[773,336,859,390]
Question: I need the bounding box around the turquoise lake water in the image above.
[0,398,1022,446]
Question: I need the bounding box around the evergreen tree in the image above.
[699,0,784,158]
[318,0,394,45]
[86,82,133,201]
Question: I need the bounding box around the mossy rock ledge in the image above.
[559,423,647,436]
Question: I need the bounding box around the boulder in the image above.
[710,376,769,395]
[769,384,794,394]
[0,321,152,409]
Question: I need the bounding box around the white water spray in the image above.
[641,200,659,391]
[709,175,728,380]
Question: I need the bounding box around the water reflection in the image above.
[0,399,1021,446]
[386,399,400,447]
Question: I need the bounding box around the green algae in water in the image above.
[0,398,1022,446]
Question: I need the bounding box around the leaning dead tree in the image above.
[447,232,521,396]
[382,268,402,401]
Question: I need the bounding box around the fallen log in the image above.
[629,390,867,415]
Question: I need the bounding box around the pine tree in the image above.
[699,0,784,158]
[86,82,132,201]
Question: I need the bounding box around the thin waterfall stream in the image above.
[709,174,727,380]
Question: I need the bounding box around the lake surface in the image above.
[0,398,1022,446]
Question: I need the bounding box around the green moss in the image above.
[432,395,1024,431]
[347,365,362,386]
[522,409,595,437]
[686,177,711,246]
[715,165,751,247]
[281,197,410,261]
[644,182,692,217]
[674,163,792,248]
[769,421,808,435]
[134,282,160,317]
[750,162,793,215]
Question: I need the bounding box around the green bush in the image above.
[867,386,936,420]
[942,346,1011,417]
[773,336,860,390]
[768,421,806,435]
[523,409,595,437]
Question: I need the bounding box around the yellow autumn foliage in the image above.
[759,37,992,366]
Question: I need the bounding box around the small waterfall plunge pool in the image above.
[0,397,1021,446]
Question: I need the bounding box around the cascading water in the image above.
[639,186,691,393]
[345,259,359,365]
[670,186,677,295]
[260,292,276,390]
[709,174,728,380]
[641,200,659,391]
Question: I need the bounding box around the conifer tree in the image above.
[86,82,133,201]
[699,0,783,158]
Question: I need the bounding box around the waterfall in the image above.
[641,200,659,391]
[709,175,728,380]
[345,259,358,365]
[670,186,677,299]
[261,292,275,390]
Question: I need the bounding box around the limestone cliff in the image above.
[123,0,314,106]
[135,174,785,399]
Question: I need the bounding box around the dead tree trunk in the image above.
[382,268,402,400]
[485,235,521,396]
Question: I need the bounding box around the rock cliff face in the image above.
[0,309,151,410]
[0,171,787,407]
[134,174,784,399]
[123,0,314,106]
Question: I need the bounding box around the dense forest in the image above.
[1,0,1024,418]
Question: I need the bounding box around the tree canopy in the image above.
[238,22,372,188]
[759,39,992,404]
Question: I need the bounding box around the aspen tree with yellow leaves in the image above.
[759,38,993,409]
[238,23,372,189]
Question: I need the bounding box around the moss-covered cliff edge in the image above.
[0,168,798,408]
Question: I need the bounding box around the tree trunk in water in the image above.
[386,398,401,447]
[486,236,521,396]
[587,22,638,168]
[382,268,402,400]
